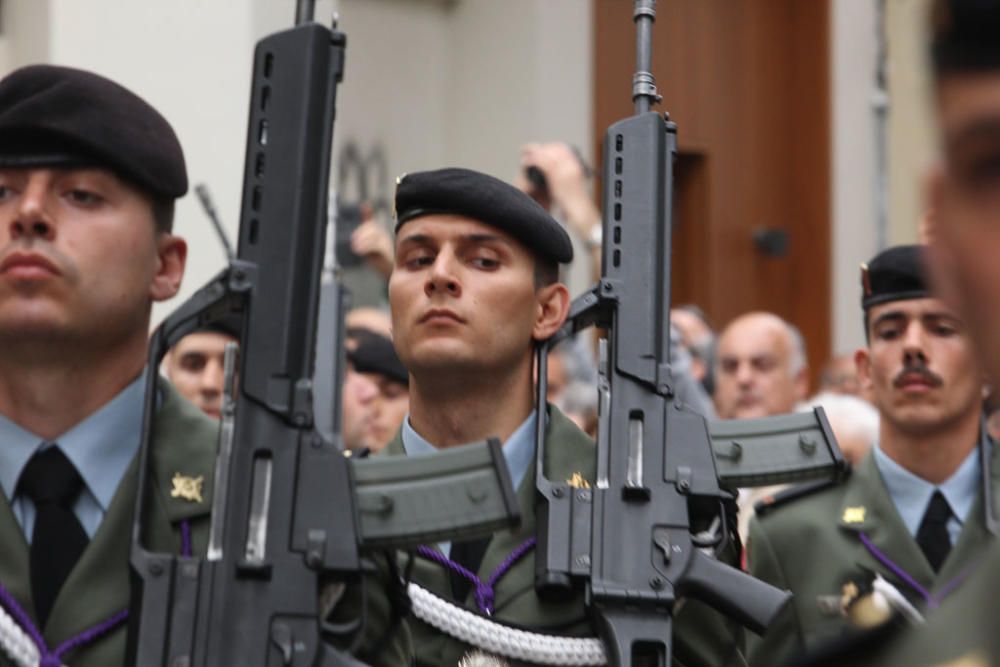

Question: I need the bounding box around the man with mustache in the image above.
[384,167,742,666]
[746,245,993,667]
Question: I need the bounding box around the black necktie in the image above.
[17,447,90,627]
[449,537,492,602]
[916,490,953,573]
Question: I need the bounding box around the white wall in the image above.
[830,0,881,355]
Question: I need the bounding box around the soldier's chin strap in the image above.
[407,581,607,666]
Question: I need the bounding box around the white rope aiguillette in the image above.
[408,582,607,666]
[0,602,42,667]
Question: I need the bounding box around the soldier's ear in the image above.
[532,282,570,342]
[854,347,873,391]
[150,233,187,302]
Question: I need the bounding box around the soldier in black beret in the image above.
[341,329,410,454]
[750,243,993,667]
[787,3,1000,666]
[0,65,218,667]
[381,167,739,666]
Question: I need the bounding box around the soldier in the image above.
[383,167,743,667]
[0,64,408,667]
[747,244,994,667]
[0,65,217,666]
[164,325,237,418]
[342,329,409,453]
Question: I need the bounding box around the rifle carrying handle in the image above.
[680,549,792,635]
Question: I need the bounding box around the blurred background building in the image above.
[0,0,936,390]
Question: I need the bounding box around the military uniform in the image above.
[385,406,744,667]
[0,382,214,667]
[747,442,999,667]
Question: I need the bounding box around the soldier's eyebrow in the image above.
[871,311,906,328]
[946,116,1000,156]
[397,233,434,248]
[463,233,504,244]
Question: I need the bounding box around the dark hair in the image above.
[931,0,1000,77]
[151,197,175,234]
[533,257,560,289]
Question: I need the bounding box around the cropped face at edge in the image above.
[929,72,1000,386]
[0,167,185,346]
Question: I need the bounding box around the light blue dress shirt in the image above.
[873,441,981,546]
[402,410,539,555]
[0,373,147,542]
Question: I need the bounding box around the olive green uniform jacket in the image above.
[385,406,745,667]
[0,381,407,667]
[747,445,1000,667]
[0,382,216,667]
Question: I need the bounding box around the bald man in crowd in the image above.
[713,312,809,420]
[714,312,810,538]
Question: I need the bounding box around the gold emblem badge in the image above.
[171,473,204,503]
[567,472,591,489]
[842,506,866,524]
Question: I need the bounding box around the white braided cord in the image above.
[408,582,607,665]
[0,601,40,667]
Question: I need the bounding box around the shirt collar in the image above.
[874,441,981,536]
[0,372,147,512]
[402,410,539,490]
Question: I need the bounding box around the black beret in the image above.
[0,64,187,199]
[347,331,409,386]
[394,167,573,264]
[861,245,931,310]
[931,0,1000,74]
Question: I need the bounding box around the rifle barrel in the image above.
[296,0,315,25]
[632,0,658,114]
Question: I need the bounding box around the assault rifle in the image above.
[127,4,519,665]
[534,2,846,665]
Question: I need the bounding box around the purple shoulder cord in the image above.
[417,537,537,615]
[858,531,977,609]
[0,519,194,665]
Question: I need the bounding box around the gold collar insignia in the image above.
[842,506,866,524]
[171,473,204,504]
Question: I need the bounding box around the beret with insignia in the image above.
[0,64,187,199]
[861,245,930,311]
[347,331,408,386]
[394,167,573,264]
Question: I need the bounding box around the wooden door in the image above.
[594,0,831,389]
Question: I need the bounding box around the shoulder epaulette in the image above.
[753,478,842,517]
